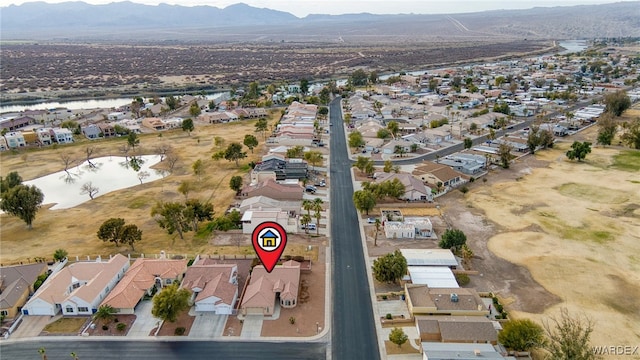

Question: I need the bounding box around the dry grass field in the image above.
[466,126,640,346]
[0,116,279,265]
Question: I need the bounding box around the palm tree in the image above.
[461,244,474,269]
[302,199,313,218]
[301,214,312,234]
[374,218,381,247]
[312,198,323,236]
[39,348,47,360]
[94,304,116,324]
[70,352,79,360]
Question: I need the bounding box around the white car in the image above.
[301,223,317,230]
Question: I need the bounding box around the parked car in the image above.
[305,185,317,193]
[367,217,377,224]
[301,223,317,230]
[315,179,326,187]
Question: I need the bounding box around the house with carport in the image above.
[22,254,129,316]
[240,179,303,201]
[100,256,187,314]
[404,284,488,317]
[181,259,238,314]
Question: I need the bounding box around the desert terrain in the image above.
[447,123,640,347]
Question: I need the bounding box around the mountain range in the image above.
[1,1,639,41]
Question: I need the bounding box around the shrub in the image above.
[459,186,469,194]
[116,323,126,332]
[175,327,186,336]
[381,295,388,300]
[114,318,119,323]
[496,304,504,313]
[102,325,109,331]
[289,316,296,325]
[456,273,470,286]
[469,177,475,182]
[386,313,393,320]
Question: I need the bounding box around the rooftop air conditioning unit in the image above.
[450,293,459,302]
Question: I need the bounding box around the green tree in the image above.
[353,156,372,174]
[394,145,406,158]
[369,71,379,85]
[543,308,598,360]
[97,218,125,245]
[222,142,247,167]
[383,160,393,173]
[348,131,365,148]
[177,180,194,200]
[151,202,192,240]
[254,118,268,140]
[377,128,391,139]
[182,118,194,136]
[152,283,190,323]
[494,102,511,115]
[184,199,214,232]
[527,125,541,154]
[389,327,409,348]
[372,250,407,283]
[0,184,44,229]
[248,81,260,99]
[387,121,399,139]
[620,118,640,149]
[596,113,617,146]
[566,141,592,162]
[119,224,142,251]
[300,214,312,234]
[349,69,369,87]
[189,103,201,117]
[469,122,478,133]
[165,95,179,110]
[439,228,467,252]
[299,79,309,94]
[53,249,68,262]
[127,132,139,151]
[463,137,473,149]
[373,218,381,247]
[604,90,631,116]
[498,143,513,168]
[286,145,304,159]
[0,171,23,193]
[243,134,259,153]
[499,319,545,352]
[229,175,243,193]
[353,190,376,215]
[319,87,331,105]
[304,150,323,171]
[94,304,116,324]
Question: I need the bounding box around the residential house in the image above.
[240,260,301,316]
[0,263,48,319]
[415,316,498,344]
[250,158,308,183]
[200,112,231,124]
[82,124,102,139]
[380,139,411,155]
[0,116,32,131]
[114,119,141,134]
[412,163,464,191]
[35,128,52,145]
[107,112,127,121]
[49,128,74,144]
[400,249,457,269]
[181,259,238,314]
[405,284,489,317]
[384,222,416,239]
[100,257,187,314]
[3,132,26,149]
[421,343,514,360]
[407,266,459,288]
[437,154,485,175]
[21,131,39,146]
[241,210,298,234]
[375,173,433,202]
[240,179,303,201]
[22,254,130,316]
[239,196,301,216]
[97,123,116,138]
[142,117,166,131]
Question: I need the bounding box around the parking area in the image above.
[127,300,159,337]
[188,309,228,339]
[239,315,264,339]
[8,315,50,339]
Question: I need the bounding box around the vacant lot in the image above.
[463,132,640,346]
[0,117,276,264]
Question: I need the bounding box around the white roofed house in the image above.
[22,254,130,316]
[3,132,26,149]
[35,128,52,145]
[49,128,74,144]
[375,172,433,202]
[241,210,298,234]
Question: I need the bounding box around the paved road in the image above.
[329,97,381,360]
[0,340,326,360]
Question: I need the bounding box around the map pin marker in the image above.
[251,221,288,273]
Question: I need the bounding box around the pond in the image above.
[24,155,166,210]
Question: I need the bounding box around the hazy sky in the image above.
[0,0,628,17]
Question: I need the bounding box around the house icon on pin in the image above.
[261,229,278,247]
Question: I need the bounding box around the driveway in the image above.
[239,315,263,339]
[9,315,50,339]
[128,300,159,337]
[188,309,227,339]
